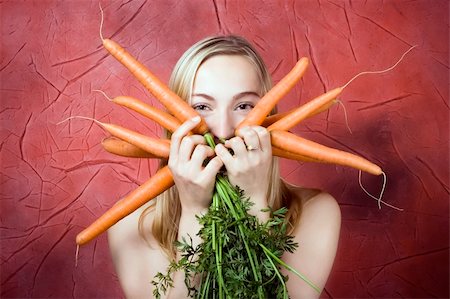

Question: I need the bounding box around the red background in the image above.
[1,0,448,298]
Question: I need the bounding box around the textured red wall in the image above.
[1,0,448,298]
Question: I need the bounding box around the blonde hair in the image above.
[139,35,301,259]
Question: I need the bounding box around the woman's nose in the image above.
[211,110,234,140]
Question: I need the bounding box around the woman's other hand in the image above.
[215,126,272,218]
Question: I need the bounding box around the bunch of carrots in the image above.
[64,6,413,297]
[74,35,391,246]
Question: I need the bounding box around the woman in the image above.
[108,35,341,298]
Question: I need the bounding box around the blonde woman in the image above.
[108,35,341,299]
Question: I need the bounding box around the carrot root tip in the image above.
[57,116,101,126]
[93,89,113,101]
[99,2,105,41]
[342,45,417,89]
[335,100,352,134]
[358,170,403,211]
[75,244,80,268]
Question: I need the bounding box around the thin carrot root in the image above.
[57,116,100,126]
[75,244,80,267]
[358,171,403,211]
[342,45,417,89]
[99,2,105,41]
[93,89,113,101]
[335,100,352,134]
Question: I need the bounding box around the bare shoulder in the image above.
[283,186,341,298]
[286,184,340,226]
[297,187,340,224]
[107,202,169,299]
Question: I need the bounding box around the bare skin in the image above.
[108,55,341,298]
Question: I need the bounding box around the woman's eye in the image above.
[235,102,255,111]
[192,104,211,111]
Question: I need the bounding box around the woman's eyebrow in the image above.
[233,91,260,101]
[191,91,260,102]
[191,93,215,101]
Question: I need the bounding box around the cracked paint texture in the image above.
[1,0,448,298]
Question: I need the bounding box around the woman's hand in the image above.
[168,116,223,214]
[215,126,272,214]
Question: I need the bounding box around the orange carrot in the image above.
[262,98,339,128]
[102,137,169,159]
[267,88,342,131]
[94,90,182,132]
[112,96,181,132]
[76,166,174,245]
[98,7,206,132]
[265,45,417,132]
[62,116,171,158]
[236,57,309,132]
[261,111,290,127]
[102,38,208,134]
[308,99,339,118]
[270,130,382,175]
[272,146,320,162]
[99,121,170,158]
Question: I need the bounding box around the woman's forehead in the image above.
[193,55,261,94]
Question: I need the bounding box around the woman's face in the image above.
[191,55,261,140]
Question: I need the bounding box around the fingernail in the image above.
[215,144,224,152]
[192,116,201,123]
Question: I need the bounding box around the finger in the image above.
[190,144,215,165]
[201,156,223,179]
[224,136,247,156]
[178,135,207,162]
[170,116,201,159]
[252,126,272,154]
[215,143,234,165]
[239,126,261,151]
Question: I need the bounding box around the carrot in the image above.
[98,121,170,158]
[61,116,170,158]
[307,99,340,119]
[270,130,382,175]
[102,137,169,159]
[236,57,309,132]
[76,165,174,245]
[94,90,182,132]
[272,146,320,162]
[266,45,417,131]
[98,125,320,166]
[267,87,342,131]
[102,38,209,134]
[261,111,290,127]
[262,96,340,128]
[98,6,207,134]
